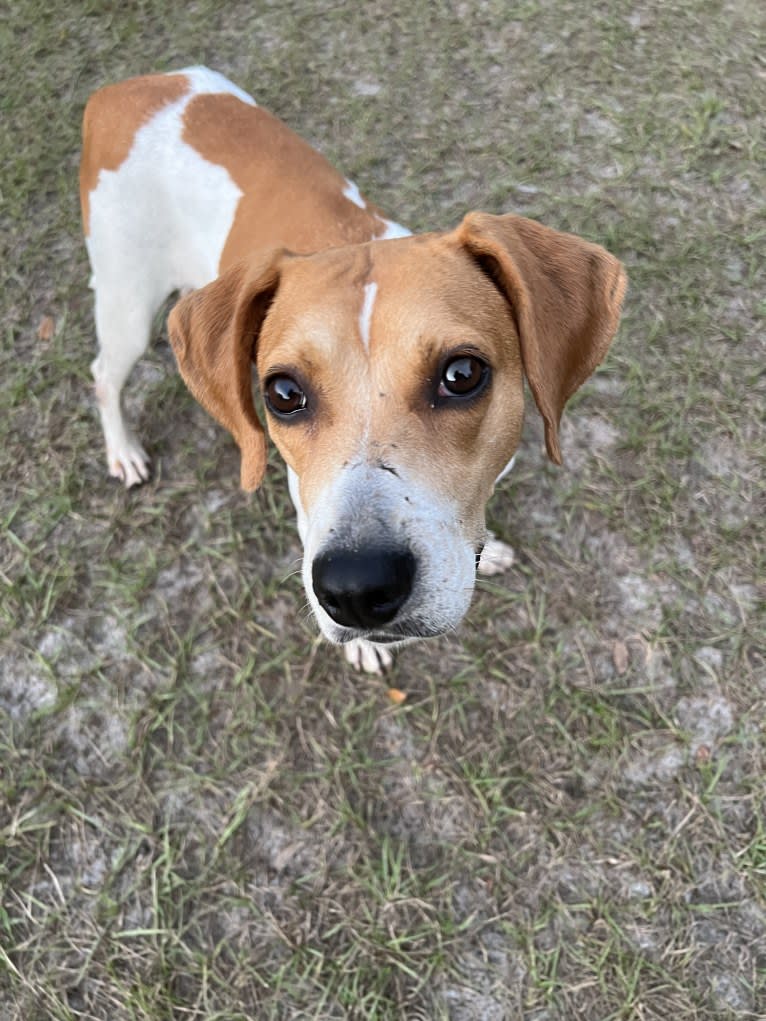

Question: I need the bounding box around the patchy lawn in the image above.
[1,1,764,1018]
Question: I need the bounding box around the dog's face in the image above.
[258,236,524,643]
[168,213,626,645]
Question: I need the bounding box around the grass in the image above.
[1,0,765,1018]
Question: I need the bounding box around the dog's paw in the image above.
[478,535,515,576]
[343,638,394,674]
[107,435,150,488]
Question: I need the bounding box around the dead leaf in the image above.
[37,315,55,341]
[612,640,629,675]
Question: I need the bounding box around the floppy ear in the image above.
[458,212,627,464]
[167,251,286,491]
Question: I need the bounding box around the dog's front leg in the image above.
[477,534,515,576]
[342,639,394,674]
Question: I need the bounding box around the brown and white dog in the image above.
[80,67,626,673]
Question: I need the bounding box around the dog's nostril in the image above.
[322,592,342,615]
[312,547,416,630]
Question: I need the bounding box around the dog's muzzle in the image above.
[311,546,416,630]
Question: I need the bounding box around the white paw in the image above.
[107,436,150,487]
[478,536,515,576]
[343,638,394,674]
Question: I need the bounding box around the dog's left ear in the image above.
[458,212,627,464]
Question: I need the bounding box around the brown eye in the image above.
[265,375,308,417]
[438,355,489,399]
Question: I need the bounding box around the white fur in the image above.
[86,70,253,484]
[298,461,476,647]
[290,465,516,673]
[174,65,257,106]
[342,178,366,209]
[495,453,516,485]
[343,638,394,674]
[359,281,378,351]
[375,217,411,240]
[341,176,411,240]
[290,466,407,673]
[287,467,308,545]
[478,535,515,575]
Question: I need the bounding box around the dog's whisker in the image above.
[281,567,304,583]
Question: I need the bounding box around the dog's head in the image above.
[168,213,626,646]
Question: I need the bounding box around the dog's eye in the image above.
[438,355,489,399]
[265,375,308,417]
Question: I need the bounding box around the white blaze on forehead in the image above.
[359,281,378,351]
[343,178,367,209]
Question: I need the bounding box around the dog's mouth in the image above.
[332,616,448,645]
[350,632,404,645]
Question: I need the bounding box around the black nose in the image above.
[312,547,416,630]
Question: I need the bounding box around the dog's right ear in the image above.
[168,251,287,492]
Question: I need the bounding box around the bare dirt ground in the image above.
[1,2,764,1018]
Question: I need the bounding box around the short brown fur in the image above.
[80,74,189,235]
[182,95,387,270]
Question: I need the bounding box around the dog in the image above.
[80,67,626,673]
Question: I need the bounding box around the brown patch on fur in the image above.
[80,73,189,235]
[181,95,385,270]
